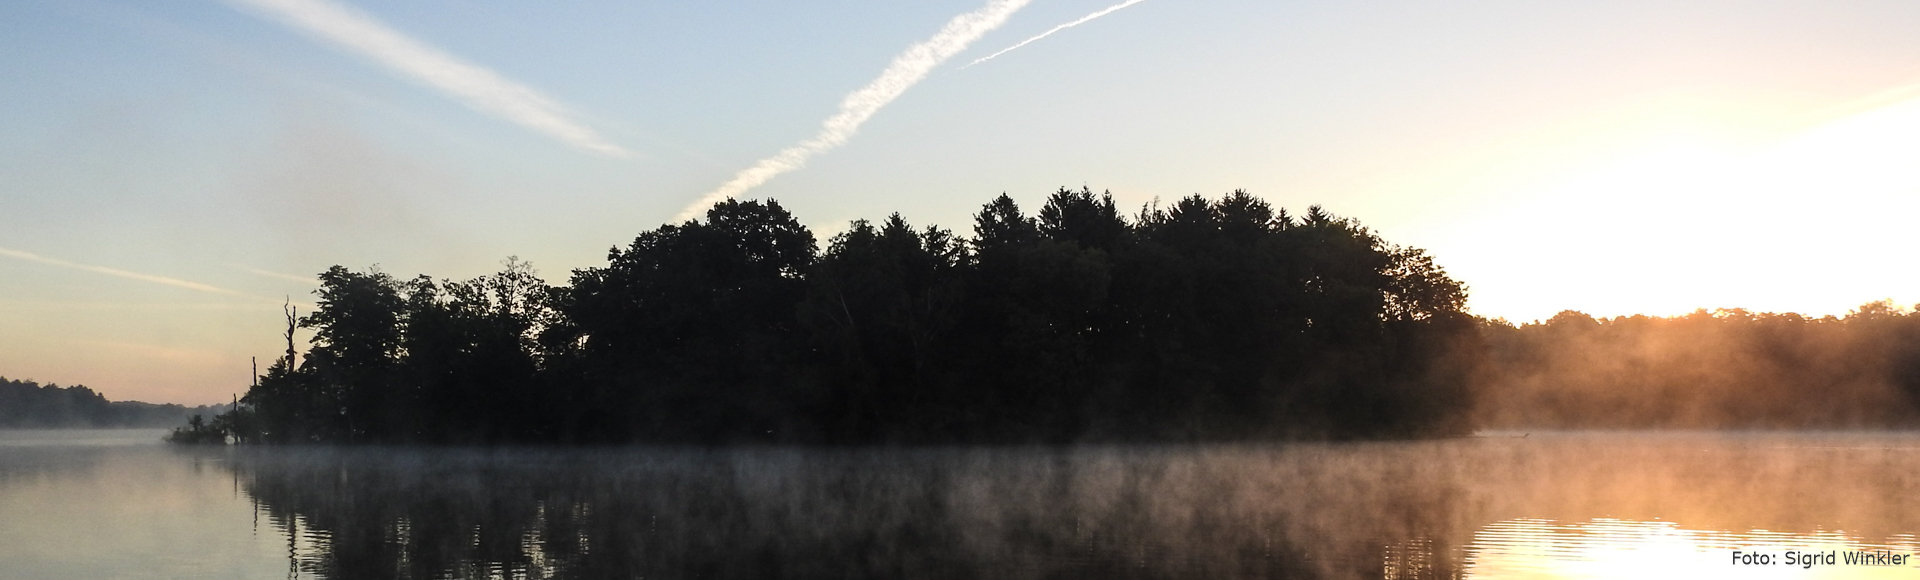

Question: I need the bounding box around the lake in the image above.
[2,430,1918,579]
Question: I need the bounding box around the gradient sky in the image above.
[6,0,1920,404]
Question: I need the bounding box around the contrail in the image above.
[0,247,275,302]
[226,0,630,157]
[246,268,320,285]
[676,0,1031,222]
[963,0,1150,68]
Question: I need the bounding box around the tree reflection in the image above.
[218,434,1920,580]
[225,447,1480,580]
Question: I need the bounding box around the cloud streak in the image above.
[0,247,274,302]
[227,0,630,157]
[963,0,1150,68]
[676,0,1031,222]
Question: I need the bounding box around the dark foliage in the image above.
[204,190,1477,444]
[165,414,229,443]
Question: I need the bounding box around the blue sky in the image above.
[7,0,1920,403]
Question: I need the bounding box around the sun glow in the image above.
[1433,94,1920,322]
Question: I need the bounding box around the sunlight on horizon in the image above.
[1436,92,1920,323]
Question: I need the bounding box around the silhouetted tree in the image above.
[955,194,1113,441]
[801,214,968,442]
[555,198,816,442]
[397,258,554,443]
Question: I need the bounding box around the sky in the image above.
[5,0,1920,404]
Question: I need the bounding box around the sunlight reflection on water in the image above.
[1462,518,1920,580]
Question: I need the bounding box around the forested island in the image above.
[163,187,1920,445]
[1,377,228,429]
[176,188,1477,444]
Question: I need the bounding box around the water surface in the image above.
[3,430,1919,579]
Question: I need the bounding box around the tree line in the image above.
[0,377,228,429]
[190,188,1476,445]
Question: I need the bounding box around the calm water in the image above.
[3,430,1920,579]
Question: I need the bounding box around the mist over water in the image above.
[1472,308,1920,431]
[6,431,1920,579]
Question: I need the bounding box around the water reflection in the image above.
[0,431,289,580]
[222,435,1920,579]
[0,429,166,482]
[232,447,1334,579]
[1465,518,1920,579]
